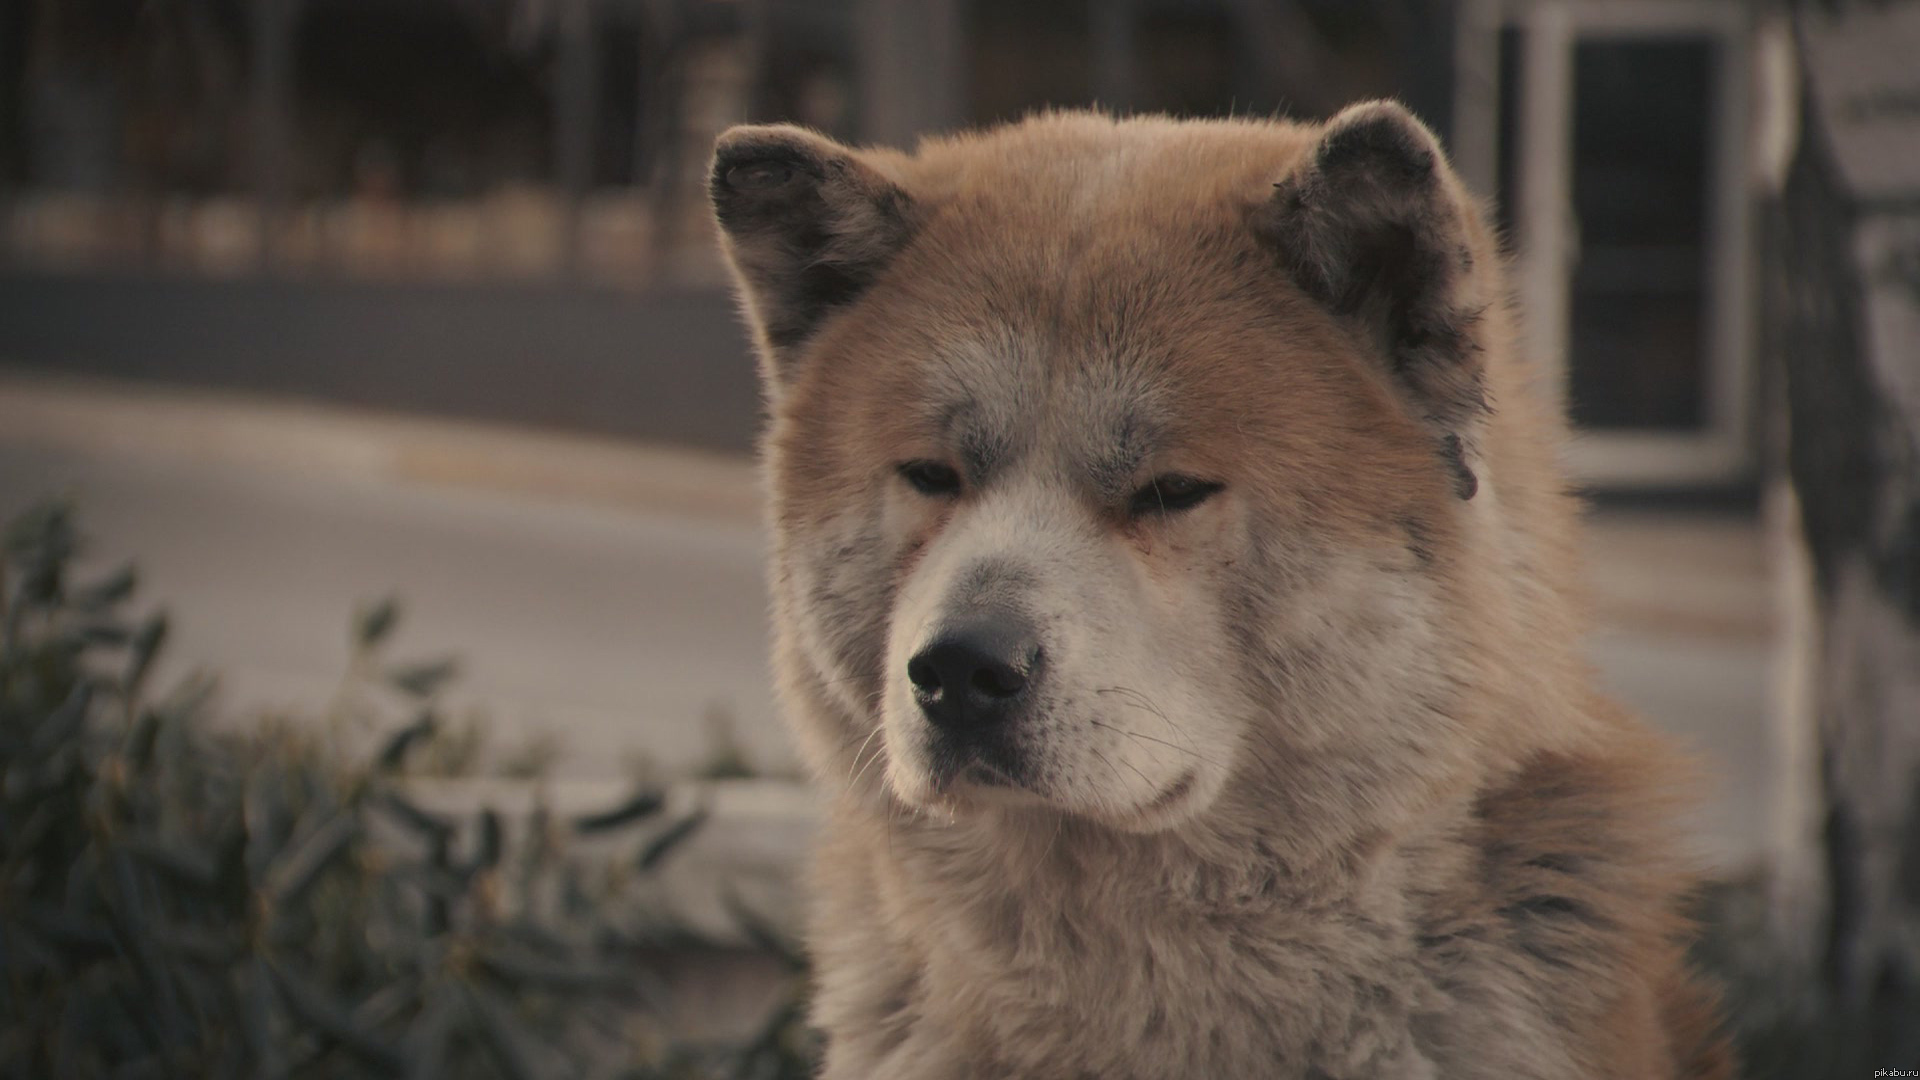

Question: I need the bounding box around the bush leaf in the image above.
[638,810,709,872]
[571,790,665,835]
[385,658,459,700]
[355,596,400,649]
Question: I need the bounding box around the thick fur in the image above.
[711,104,1731,1079]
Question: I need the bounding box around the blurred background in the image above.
[0,0,1915,1076]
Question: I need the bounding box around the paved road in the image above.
[0,376,1773,867]
[0,436,789,782]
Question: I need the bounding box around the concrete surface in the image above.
[1583,511,1774,872]
[0,372,786,780]
[0,372,1773,870]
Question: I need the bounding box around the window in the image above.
[1457,0,1756,488]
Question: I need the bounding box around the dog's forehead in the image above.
[915,329,1175,494]
[889,198,1279,483]
[836,126,1345,490]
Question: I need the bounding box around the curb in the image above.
[0,367,763,524]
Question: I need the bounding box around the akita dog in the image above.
[710,102,1730,1079]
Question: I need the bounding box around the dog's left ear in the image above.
[710,124,915,386]
[1259,101,1490,499]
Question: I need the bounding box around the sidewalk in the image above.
[0,371,1774,868]
[1583,511,1773,871]
[0,370,785,781]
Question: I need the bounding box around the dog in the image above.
[709,101,1731,1079]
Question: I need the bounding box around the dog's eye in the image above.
[1128,474,1224,516]
[898,460,963,497]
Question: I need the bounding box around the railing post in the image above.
[556,0,599,279]
[251,0,295,272]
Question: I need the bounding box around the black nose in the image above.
[907,622,1040,732]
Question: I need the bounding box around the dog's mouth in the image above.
[953,759,1002,786]
[893,700,1215,828]
[909,732,1059,815]
[927,738,1030,793]
[918,739,1202,829]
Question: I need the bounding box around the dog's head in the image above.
[712,106,1525,841]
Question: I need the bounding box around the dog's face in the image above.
[713,107,1496,835]
[848,278,1319,832]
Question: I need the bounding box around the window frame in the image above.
[1454,0,1757,488]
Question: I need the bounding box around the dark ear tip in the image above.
[719,159,799,194]
[710,126,829,202]
[1316,101,1441,185]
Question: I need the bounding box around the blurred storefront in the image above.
[1,0,1764,490]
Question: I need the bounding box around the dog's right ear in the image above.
[710,125,914,383]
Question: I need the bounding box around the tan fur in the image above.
[711,105,1732,1079]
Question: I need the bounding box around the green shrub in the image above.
[0,503,813,1079]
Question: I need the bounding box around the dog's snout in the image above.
[907,621,1041,731]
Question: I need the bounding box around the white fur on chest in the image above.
[812,816,1444,1080]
